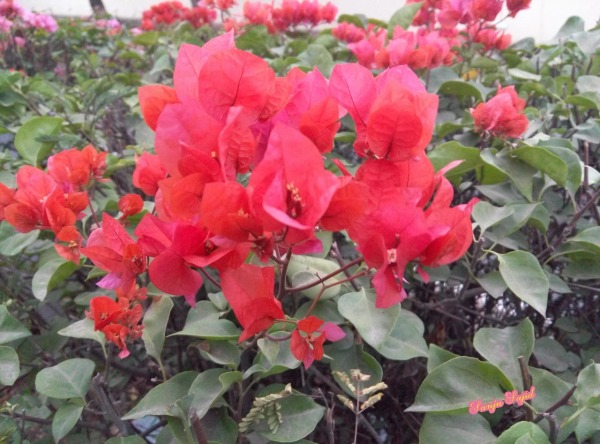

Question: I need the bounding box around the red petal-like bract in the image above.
[219,107,257,180]
[220,264,284,342]
[81,213,146,291]
[472,85,528,138]
[201,181,262,242]
[197,48,275,122]
[250,124,338,244]
[291,316,345,368]
[132,153,167,196]
[366,81,437,160]
[173,31,235,100]
[329,63,376,150]
[154,100,222,177]
[138,85,179,131]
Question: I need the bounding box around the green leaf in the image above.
[533,337,569,372]
[529,367,572,413]
[427,345,459,374]
[472,202,515,235]
[122,371,199,420]
[133,31,159,46]
[0,305,31,344]
[52,402,84,443]
[106,436,146,444]
[201,408,238,444]
[511,145,568,186]
[476,271,507,298]
[568,227,600,255]
[407,357,513,413]
[481,149,536,201]
[497,251,549,317]
[338,289,427,360]
[295,300,345,325]
[330,346,383,398]
[286,255,342,300]
[553,16,585,41]
[257,394,325,442]
[193,340,240,368]
[244,333,300,379]
[0,222,39,256]
[171,301,240,340]
[496,422,550,444]
[142,296,173,363]
[188,369,242,419]
[14,116,63,165]
[438,80,483,101]
[0,346,19,386]
[574,408,600,443]
[32,258,79,301]
[297,44,334,77]
[508,68,541,81]
[575,363,600,406]
[377,309,428,360]
[427,67,459,93]
[35,358,95,400]
[57,318,106,350]
[337,14,366,28]
[388,2,422,31]
[419,413,497,443]
[428,141,483,177]
[544,146,582,198]
[487,203,540,240]
[473,319,534,390]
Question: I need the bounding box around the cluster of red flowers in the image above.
[2,33,478,364]
[0,145,106,262]
[0,144,152,355]
[333,0,531,70]
[131,32,476,366]
[140,1,218,31]
[237,0,337,33]
[471,85,529,138]
[333,23,457,70]
[86,283,147,358]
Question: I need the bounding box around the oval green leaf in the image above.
[14,116,63,165]
[497,251,549,317]
[408,357,513,413]
[473,318,534,390]
[32,258,79,301]
[419,413,497,443]
[0,346,19,386]
[52,402,84,443]
[122,371,199,420]
[35,358,95,400]
[496,421,550,444]
[338,289,427,360]
[258,394,325,443]
[0,305,31,345]
[142,296,173,362]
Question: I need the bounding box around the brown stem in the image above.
[518,356,533,421]
[331,242,360,291]
[89,374,133,436]
[189,410,209,444]
[286,256,364,294]
[534,385,577,423]
[276,247,293,299]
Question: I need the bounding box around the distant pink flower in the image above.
[22,11,58,32]
[472,85,528,138]
[507,0,531,17]
[0,16,12,32]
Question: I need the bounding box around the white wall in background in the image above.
[17,0,600,43]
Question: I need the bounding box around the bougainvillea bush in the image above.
[0,0,599,443]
